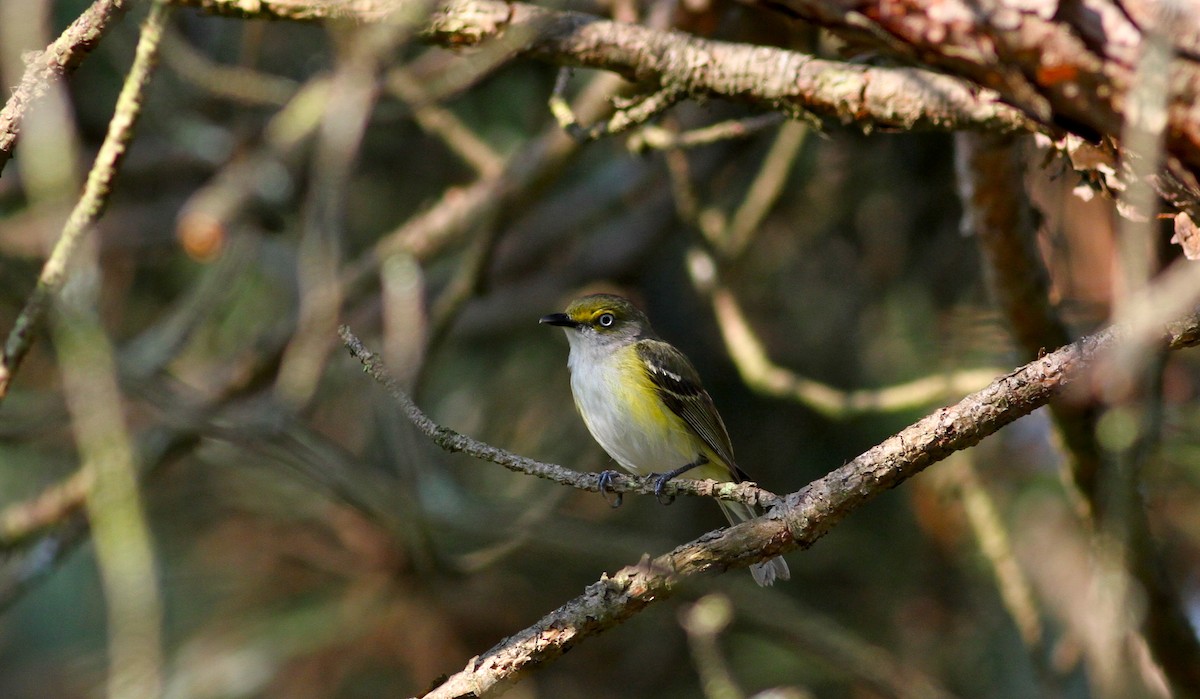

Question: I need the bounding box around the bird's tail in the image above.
[717,500,791,586]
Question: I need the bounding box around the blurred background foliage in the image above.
[0,0,1197,697]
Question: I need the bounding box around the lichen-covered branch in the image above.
[0,1,168,403]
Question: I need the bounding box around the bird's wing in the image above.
[635,339,746,481]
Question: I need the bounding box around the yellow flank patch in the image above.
[614,347,678,433]
[610,346,735,482]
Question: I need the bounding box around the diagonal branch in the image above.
[0,0,129,175]
[0,1,168,404]
[349,309,1200,698]
[957,133,1200,696]
[955,133,1104,500]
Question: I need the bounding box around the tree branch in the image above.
[627,113,786,153]
[172,0,1036,136]
[762,0,1200,216]
[337,326,783,510]
[549,68,685,141]
[702,262,1001,417]
[0,0,129,175]
[173,0,1200,215]
[0,1,169,404]
[345,309,1200,698]
[955,133,1106,501]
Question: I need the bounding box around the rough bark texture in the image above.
[762,0,1200,214]
[956,133,1105,497]
[958,134,1200,697]
[174,0,1035,134]
[417,313,1200,699]
[169,0,1200,213]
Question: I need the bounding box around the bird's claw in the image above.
[652,473,676,505]
[598,470,623,508]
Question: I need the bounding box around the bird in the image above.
[540,292,790,586]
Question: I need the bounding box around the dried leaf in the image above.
[1171,212,1200,260]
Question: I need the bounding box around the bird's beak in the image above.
[540,313,578,328]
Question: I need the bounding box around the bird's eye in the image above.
[597,313,615,327]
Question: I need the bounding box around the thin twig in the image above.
[0,469,92,549]
[161,24,298,106]
[0,0,168,404]
[276,24,394,408]
[670,131,991,415]
[342,72,625,289]
[173,77,331,253]
[680,595,746,699]
[48,8,174,699]
[0,518,92,612]
[386,66,504,177]
[669,163,997,416]
[549,67,683,141]
[939,454,1043,651]
[426,220,503,349]
[627,113,786,153]
[702,265,1001,417]
[338,325,782,509]
[723,120,808,258]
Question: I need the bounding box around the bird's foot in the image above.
[652,472,677,505]
[598,470,623,508]
[651,455,709,505]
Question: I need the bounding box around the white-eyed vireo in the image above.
[541,293,790,586]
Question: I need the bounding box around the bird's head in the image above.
[540,293,653,346]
